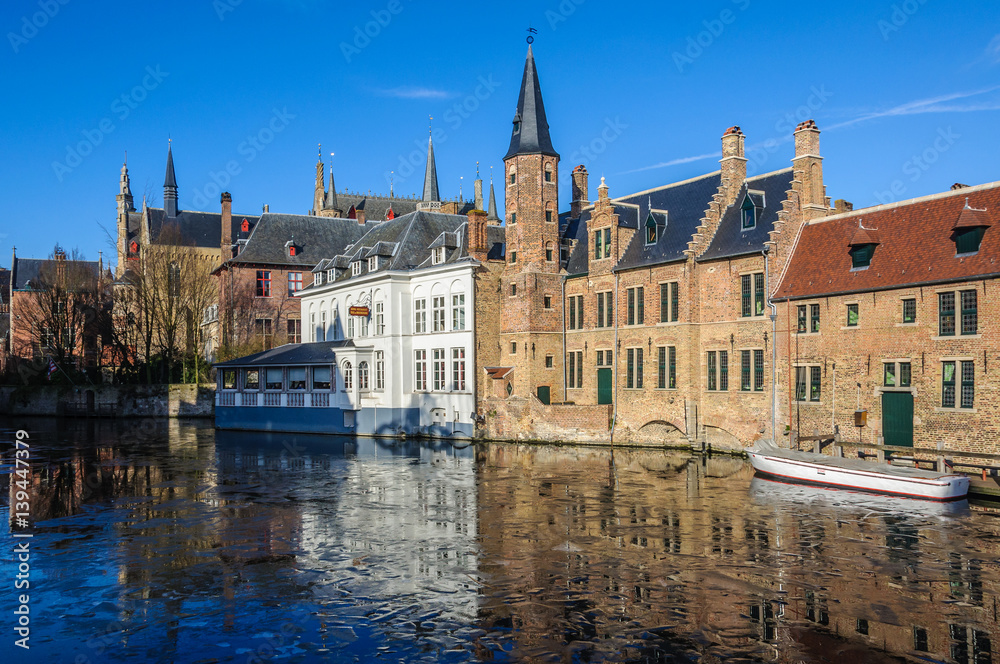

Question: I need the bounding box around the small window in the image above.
[342,361,353,390]
[544,164,553,183]
[510,341,517,354]
[543,295,552,309]
[850,244,875,268]
[810,304,820,333]
[847,303,858,327]
[545,242,554,261]
[955,227,985,254]
[510,283,517,296]
[741,196,756,230]
[509,251,517,264]
[545,210,553,222]
[510,171,516,185]
[432,247,445,265]
[351,261,362,276]
[288,245,296,257]
[244,369,259,390]
[902,298,916,323]
[645,212,657,245]
[961,289,977,335]
[545,355,553,368]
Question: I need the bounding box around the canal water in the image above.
[2,417,998,663]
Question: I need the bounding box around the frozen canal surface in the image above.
[2,417,999,663]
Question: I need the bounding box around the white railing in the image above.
[241,392,258,406]
[220,389,335,407]
[288,393,304,407]
[263,393,281,406]
[219,392,235,406]
[312,393,329,407]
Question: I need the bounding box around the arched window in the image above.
[509,165,517,185]
[358,361,369,390]
[342,361,353,389]
[545,241,555,262]
[545,201,554,223]
[544,163,553,183]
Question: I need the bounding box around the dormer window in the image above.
[327,269,335,282]
[315,272,324,286]
[432,247,445,265]
[850,244,876,268]
[288,245,296,257]
[849,221,880,270]
[241,218,249,233]
[352,261,362,276]
[953,201,990,255]
[645,212,657,245]
[741,196,756,230]
[368,256,379,271]
[128,240,138,254]
[512,113,521,134]
[955,227,985,254]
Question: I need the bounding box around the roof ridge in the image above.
[806,180,1000,226]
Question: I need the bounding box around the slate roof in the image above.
[774,181,1000,301]
[697,168,794,262]
[147,208,262,249]
[504,45,558,160]
[11,258,101,290]
[222,213,378,269]
[299,210,505,293]
[214,340,355,367]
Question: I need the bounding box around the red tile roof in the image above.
[775,182,1000,300]
[954,203,992,229]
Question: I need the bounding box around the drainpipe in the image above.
[765,251,777,445]
[561,275,567,402]
[471,270,477,432]
[610,271,620,444]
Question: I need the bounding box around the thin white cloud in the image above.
[621,151,720,175]
[986,34,1000,64]
[373,86,456,100]
[825,85,1000,131]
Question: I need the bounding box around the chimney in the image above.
[221,192,233,257]
[571,165,589,218]
[793,119,827,218]
[834,199,853,214]
[356,209,366,225]
[720,126,746,207]
[468,209,489,260]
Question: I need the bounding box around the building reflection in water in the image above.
[473,444,998,664]
[2,419,999,663]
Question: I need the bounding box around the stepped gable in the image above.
[223,213,376,267]
[696,168,794,262]
[775,181,1000,301]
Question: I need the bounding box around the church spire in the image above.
[325,154,338,210]
[487,168,500,221]
[118,156,134,211]
[422,127,440,203]
[503,45,558,160]
[313,144,325,214]
[164,139,178,218]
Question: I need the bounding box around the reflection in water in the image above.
[1,419,998,663]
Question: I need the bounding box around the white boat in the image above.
[746,439,969,501]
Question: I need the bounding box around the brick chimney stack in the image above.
[720,126,747,207]
[468,209,489,260]
[571,165,589,218]
[793,119,828,220]
[221,192,232,257]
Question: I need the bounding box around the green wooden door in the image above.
[882,391,913,447]
[537,386,550,405]
[597,368,613,405]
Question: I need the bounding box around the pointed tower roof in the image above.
[422,134,440,202]
[164,141,177,189]
[487,179,500,221]
[504,45,558,160]
[326,163,338,210]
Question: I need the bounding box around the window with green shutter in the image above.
[669,346,676,389]
[754,349,765,391]
[850,244,875,268]
[754,273,765,316]
[707,351,717,391]
[955,227,984,254]
[741,274,752,317]
[719,351,728,391]
[741,350,752,391]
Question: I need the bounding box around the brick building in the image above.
[772,181,1000,453]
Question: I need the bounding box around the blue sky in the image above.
[1,0,998,267]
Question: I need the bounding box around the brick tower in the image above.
[500,45,563,403]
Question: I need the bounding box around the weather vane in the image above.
[526,26,537,44]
